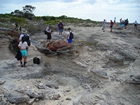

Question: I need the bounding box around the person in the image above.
[134,21,138,29]
[66,28,73,44]
[58,21,64,35]
[114,17,116,24]
[110,20,114,32]
[124,18,129,29]
[19,29,31,47]
[19,27,22,32]
[45,24,52,42]
[15,23,18,30]
[102,19,106,32]
[120,18,125,29]
[18,36,28,67]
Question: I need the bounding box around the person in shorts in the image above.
[134,21,138,29]
[18,36,28,67]
[66,28,73,43]
[58,21,64,35]
[110,20,114,32]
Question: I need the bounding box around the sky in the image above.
[0,0,140,23]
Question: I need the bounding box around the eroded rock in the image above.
[4,91,29,104]
[46,40,71,51]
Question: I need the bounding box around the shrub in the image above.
[10,17,26,24]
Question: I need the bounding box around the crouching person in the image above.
[18,36,28,67]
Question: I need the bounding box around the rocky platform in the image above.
[0,24,140,105]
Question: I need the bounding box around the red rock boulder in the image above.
[46,40,71,51]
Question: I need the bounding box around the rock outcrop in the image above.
[46,40,71,51]
[0,24,140,105]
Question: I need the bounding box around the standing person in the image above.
[66,28,74,44]
[113,17,116,28]
[134,20,138,29]
[58,21,64,35]
[124,18,129,29]
[19,27,22,32]
[19,29,31,47]
[102,19,106,32]
[18,36,28,67]
[110,20,114,32]
[114,17,116,24]
[120,18,125,29]
[45,24,52,42]
[15,23,18,30]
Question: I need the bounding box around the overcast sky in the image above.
[0,0,140,23]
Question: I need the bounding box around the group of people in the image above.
[17,19,138,67]
[102,18,138,32]
[120,18,129,29]
[17,20,74,67]
[17,29,30,67]
[45,20,74,44]
[102,19,116,32]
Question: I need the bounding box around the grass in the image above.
[0,14,99,35]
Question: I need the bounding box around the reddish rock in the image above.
[46,40,71,51]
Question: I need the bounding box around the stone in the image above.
[25,90,45,99]
[91,69,108,79]
[52,94,60,100]
[4,91,29,104]
[46,40,71,51]
[0,80,5,85]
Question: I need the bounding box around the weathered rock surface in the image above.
[46,40,71,51]
[4,91,29,104]
[0,24,140,105]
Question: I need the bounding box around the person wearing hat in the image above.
[19,29,28,41]
[19,29,31,46]
[45,24,52,42]
[58,20,64,35]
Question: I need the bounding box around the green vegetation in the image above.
[0,5,99,34]
[10,17,26,24]
[0,13,98,34]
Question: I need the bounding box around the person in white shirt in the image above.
[45,24,52,42]
[18,36,28,67]
[102,19,106,32]
[134,21,138,29]
[19,29,31,46]
[66,28,73,43]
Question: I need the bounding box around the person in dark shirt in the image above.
[58,21,64,35]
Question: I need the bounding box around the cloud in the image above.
[0,0,139,23]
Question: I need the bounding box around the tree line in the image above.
[11,5,35,20]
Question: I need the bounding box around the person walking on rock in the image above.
[110,20,114,32]
[58,21,64,35]
[66,28,74,44]
[134,20,138,29]
[45,24,52,42]
[19,29,31,47]
[102,19,106,32]
[120,18,125,29]
[114,17,116,24]
[124,18,129,29]
[18,36,28,67]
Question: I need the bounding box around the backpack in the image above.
[44,30,47,34]
[69,32,74,39]
[33,57,40,64]
[44,27,51,35]
[23,34,30,46]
